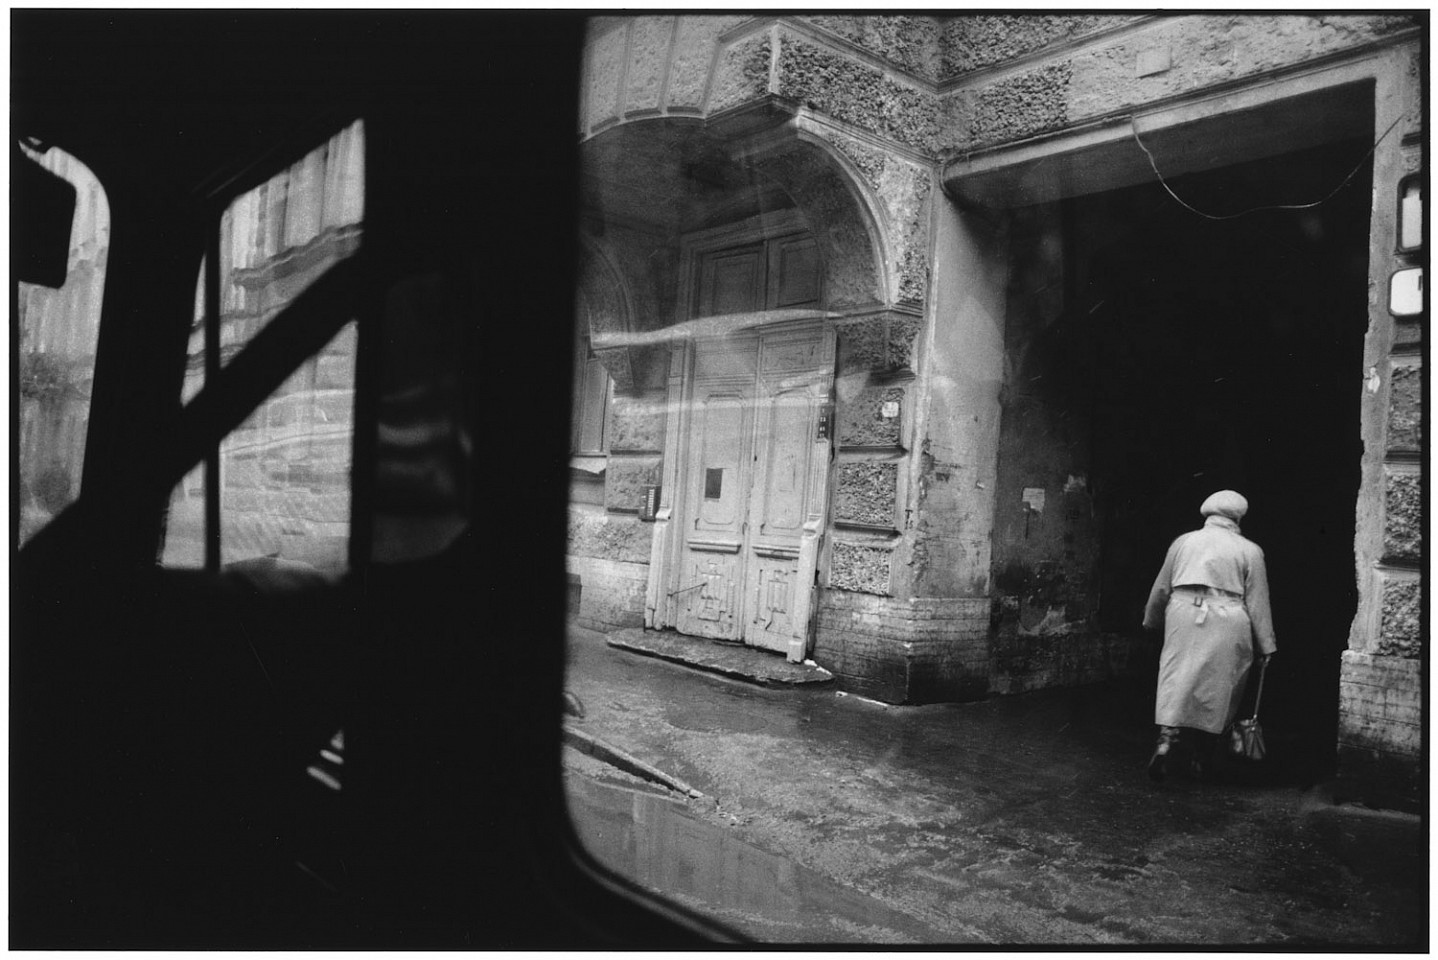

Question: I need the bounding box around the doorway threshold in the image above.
[607,628,834,688]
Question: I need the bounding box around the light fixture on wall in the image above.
[1397,174,1422,254]
[1389,267,1423,318]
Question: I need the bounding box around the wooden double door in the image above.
[672,326,833,658]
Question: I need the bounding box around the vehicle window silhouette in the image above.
[160,121,364,573]
[17,143,108,547]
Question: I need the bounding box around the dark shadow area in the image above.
[1060,138,1374,783]
[12,11,738,949]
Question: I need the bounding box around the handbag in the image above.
[1227,658,1269,761]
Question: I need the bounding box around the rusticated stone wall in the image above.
[771,35,943,154]
[607,393,667,453]
[567,381,665,626]
[827,541,893,595]
[1385,361,1421,452]
[940,15,1141,79]
[834,462,899,529]
[945,14,1421,154]
[584,14,1421,161]
[802,16,943,84]
[837,384,905,448]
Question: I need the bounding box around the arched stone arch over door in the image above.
[578,112,911,663]
[579,114,898,311]
[576,239,650,394]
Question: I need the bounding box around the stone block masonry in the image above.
[814,590,990,703]
[1336,651,1421,810]
[1386,361,1421,453]
[569,556,649,632]
[604,455,663,513]
[834,462,899,528]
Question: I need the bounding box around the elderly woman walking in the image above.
[1143,490,1277,781]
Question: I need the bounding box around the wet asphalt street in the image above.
[561,624,1426,947]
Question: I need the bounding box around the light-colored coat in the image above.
[1143,516,1277,733]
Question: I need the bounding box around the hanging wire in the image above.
[1130,114,1404,221]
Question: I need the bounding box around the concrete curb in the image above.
[563,723,705,800]
[607,627,835,688]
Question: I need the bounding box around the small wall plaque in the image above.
[1022,487,1046,513]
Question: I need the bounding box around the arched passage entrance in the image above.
[576,113,894,660]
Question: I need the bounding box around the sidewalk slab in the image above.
[607,627,834,687]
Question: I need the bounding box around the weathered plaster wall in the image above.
[583,16,755,130]
[668,17,752,112]
[802,15,943,84]
[904,198,1007,602]
[709,32,773,115]
[940,15,1142,80]
[988,203,1105,664]
[944,14,1422,154]
[809,166,1009,705]
[607,393,667,454]
[568,505,653,566]
[568,553,651,631]
[1334,38,1422,807]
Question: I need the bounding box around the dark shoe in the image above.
[1148,743,1170,782]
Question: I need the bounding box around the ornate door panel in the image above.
[698,244,764,316]
[671,328,832,658]
[675,345,756,641]
[743,389,812,653]
[653,225,832,659]
[742,332,832,657]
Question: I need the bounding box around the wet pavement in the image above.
[561,624,1427,947]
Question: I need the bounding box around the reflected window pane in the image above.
[159,462,207,568]
[220,120,364,358]
[221,323,356,573]
[159,120,363,574]
[17,145,108,547]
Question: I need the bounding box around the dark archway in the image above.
[1066,137,1374,779]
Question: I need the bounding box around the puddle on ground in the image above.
[564,773,949,944]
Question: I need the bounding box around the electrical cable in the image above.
[1130,114,1404,221]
